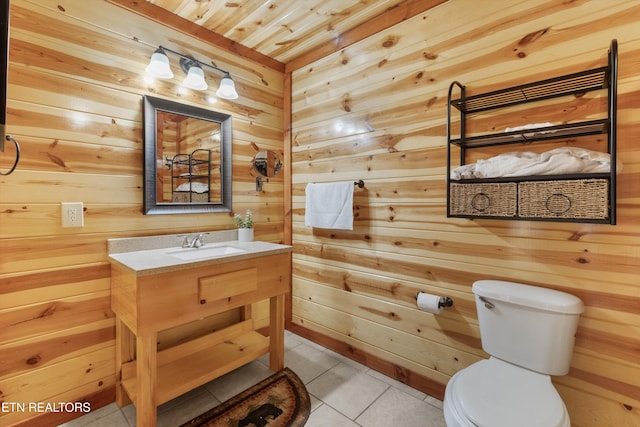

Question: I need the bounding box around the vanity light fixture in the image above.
[180,59,207,90]
[145,45,239,100]
[145,47,174,79]
[217,72,238,99]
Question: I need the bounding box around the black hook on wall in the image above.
[1,2,19,175]
[0,134,20,176]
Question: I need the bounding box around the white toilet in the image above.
[443,280,584,427]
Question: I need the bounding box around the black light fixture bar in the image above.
[159,45,230,76]
[146,45,238,99]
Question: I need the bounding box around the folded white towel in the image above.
[175,182,209,193]
[305,182,354,230]
[450,147,621,180]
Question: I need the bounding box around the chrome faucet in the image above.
[180,233,207,248]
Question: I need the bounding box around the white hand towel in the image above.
[305,182,354,230]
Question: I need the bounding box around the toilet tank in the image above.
[472,280,584,376]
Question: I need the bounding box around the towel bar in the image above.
[354,180,365,188]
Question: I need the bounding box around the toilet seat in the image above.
[444,375,477,427]
[446,358,569,427]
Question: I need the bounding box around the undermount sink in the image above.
[166,245,246,260]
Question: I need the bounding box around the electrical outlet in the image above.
[61,202,84,228]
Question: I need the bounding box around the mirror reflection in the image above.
[143,96,232,214]
[252,150,282,177]
[251,150,282,191]
[158,111,221,203]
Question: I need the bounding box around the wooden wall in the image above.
[2,1,639,426]
[0,0,284,425]
[289,1,640,426]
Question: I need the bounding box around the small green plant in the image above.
[234,209,254,228]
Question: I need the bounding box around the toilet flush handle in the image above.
[479,296,495,310]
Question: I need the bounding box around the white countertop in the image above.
[108,239,292,276]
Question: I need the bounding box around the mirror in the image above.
[143,95,232,214]
[251,150,282,191]
[252,150,282,177]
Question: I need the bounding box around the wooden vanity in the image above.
[108,239,291,427]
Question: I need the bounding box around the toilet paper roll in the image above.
[417,292,443,314]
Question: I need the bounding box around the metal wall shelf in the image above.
[446,39,618,224]
[450,66,609,114]
[448,119,609,149]
[170,148,212,202]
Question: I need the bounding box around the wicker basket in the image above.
[518,179,609,219]
[172,192,209,203]
[450,183,517,217]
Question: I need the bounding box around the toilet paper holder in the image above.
[439,296,454,308]
[416,292,454,308]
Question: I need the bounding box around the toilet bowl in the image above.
[443,358,570,427]
[443,280,583,427]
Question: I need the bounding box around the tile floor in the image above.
[60,331,446,427]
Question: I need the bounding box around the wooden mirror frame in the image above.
[143,95,232,214]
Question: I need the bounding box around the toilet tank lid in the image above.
[472,280,584,314]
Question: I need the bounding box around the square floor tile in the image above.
[323,348,369,372]
[284,342,341,384]
[366,368,427,400]
[284,330,305,350]
[305,403,361,427]
[204,360,273,402]
[58,403,128,427]
[307,362,389,419]
[356,386,447,427]
[156,387,219,427]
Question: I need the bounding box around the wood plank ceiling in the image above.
[111,0,447,67]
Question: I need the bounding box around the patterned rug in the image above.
[180,368,310,427]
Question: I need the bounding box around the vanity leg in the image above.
[136,331,158,427]
[115,319,133,407]
[269,293,285,371]
[241,303,252,322]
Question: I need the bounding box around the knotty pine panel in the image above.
[554,381,639,427]
[290,1,640,425]
[292,256,469,310]
[294,278,483,355]
[0,201,285,245]
[1,279,110,310]
[0,381,115,427]
[1,292,113,343]
[147,0,419,65]
[0,320,115,379]
[0,346,115,421]
[291,237,639,318]
[11,1,284,103]
[1,0,285,424]
[294,223,639,281]
[292,295,481,375]
[566,360,640,404]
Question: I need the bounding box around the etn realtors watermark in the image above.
[1,401,91,414]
